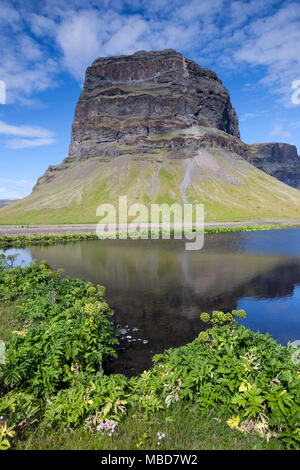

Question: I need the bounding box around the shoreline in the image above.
[0,223,299,248]
[0,220,300,237]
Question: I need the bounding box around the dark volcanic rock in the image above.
[249,142,300,189]
[68,49,240,160]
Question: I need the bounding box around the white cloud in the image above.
[0,121,54,138]
[270,124,292,140]
[28,13,57,37]
[5,138,55,149]
[0,0,299,107]
[235,2,300,104]
[0,2,20,26]
[0,178,34,199]
[0,178,32,185]
[0,0,232,100]
[103,16,150,56]
[0,120,55,148]
[0,33,58,104]
[55,9,107,80]
[53,7,203,79]
[174,0,224,21]
[240,112,260,121]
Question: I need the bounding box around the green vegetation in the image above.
[16,405,284,450]
[0,303,20,343]
[160,167,174,181]
[1,145,300,224]
[203,224,300,234]
[0,233,99,248]
[0,254,299,450]
[0,224,299,249]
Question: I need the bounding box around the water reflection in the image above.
[1,229,300,375]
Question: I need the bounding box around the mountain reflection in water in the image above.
[3,229,300,376]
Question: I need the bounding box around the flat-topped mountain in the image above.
[249,143,300,189]
[1,49,300,224]
[68,49,240,162]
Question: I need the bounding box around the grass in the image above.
[160,167,174,181]
[17,404,282,450]
[0,302,20,342]
[0,144,300,224]
[0,224,299,248]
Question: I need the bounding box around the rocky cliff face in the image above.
[68,49,240,161]
[249,143,300,189]
[34,49,245,191]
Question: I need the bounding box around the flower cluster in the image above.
[157,431,165,445]
[197,331,209,342]
[200,309,246,326]
[97,419,117,437]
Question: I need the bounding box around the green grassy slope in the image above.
[0,145,300,224]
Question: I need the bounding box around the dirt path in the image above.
[0,221,300,236]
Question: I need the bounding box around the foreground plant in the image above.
[126,310,300,448]
[0,418,15,450]
[0,255,299,450]
[0,255,119,438]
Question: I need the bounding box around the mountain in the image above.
[1,49,300,225]
[249,143,300,189]
[0,199,18,209]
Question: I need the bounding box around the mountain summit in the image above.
[67,48,240,163]
[1,50,300,224]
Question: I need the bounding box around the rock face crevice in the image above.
[68,49,240,161]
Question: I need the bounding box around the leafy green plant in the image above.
[0,256,119,436]
[128,310,300,448]
[0,419,15,450]
[0,254,299,449]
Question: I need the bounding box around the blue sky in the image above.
[0,0,300,199]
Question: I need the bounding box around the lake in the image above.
[1,228,300,376]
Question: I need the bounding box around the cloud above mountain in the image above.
[0,0,299,107]
[0,120,55,148]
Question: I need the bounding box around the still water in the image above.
[2,228,300,375]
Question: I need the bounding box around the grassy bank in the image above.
[0,255,299,450]
[1,142,300,226]
[0,224,299,248]
[16,404,283,451]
